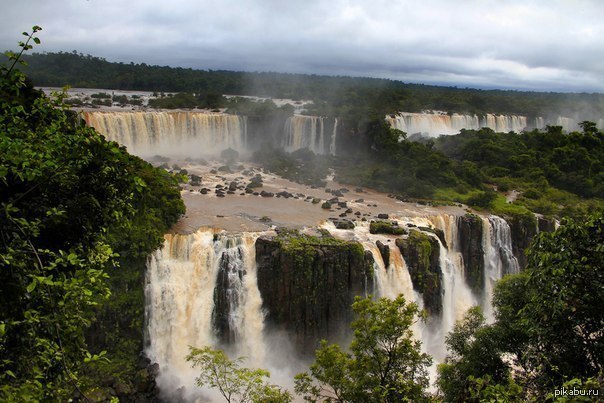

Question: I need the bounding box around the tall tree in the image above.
[186,346,292,403]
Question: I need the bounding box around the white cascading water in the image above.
[481,216,520,322]
[283,115,326,154]
[318,220,416,301]
[84,111,247,156]
[145,229,265,400]
[322,216,478,380]
[386,112,528,137]
[412,216,477,366]
[482,114,527,133]
[321,214,518,380]
[329,117,338,156]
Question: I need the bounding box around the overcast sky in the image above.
[1,0,603,92]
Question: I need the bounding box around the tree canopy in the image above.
[7,51,604,121]
[294,295,432,402]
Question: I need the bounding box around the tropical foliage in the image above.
[294,296,432,402]
[0,28,184,400]
[186,346,292,403]
[437,214,604,401]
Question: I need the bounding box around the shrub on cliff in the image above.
[369,220,407,235]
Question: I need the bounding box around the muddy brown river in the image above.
[170,160,467,233]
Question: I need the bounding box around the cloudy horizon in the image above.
[1,0,603,93]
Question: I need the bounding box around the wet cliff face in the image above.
[255,231,373,356]
[396,230,442,315]
[376,240,390,268]
[507,214,539,269]
[457,214,485,294]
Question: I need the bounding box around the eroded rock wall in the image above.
[255,233,373,355]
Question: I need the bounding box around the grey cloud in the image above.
[0,0,602,92]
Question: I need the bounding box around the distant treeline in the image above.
[9,51,604,120]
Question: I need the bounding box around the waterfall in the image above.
[329,117,338,156]
[326,216,477,376]
[145,229,265,399]
[387,111,604,136]
[556,116,578,132]
[144,213,524,396]
[365,241,415,301]
[282,115,326,154]
[481,216,519,321]
[418,217,476,356]
[84,111,248,156]
[386,112,528,137]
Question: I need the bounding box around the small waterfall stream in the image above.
[283,115,326,154]
[482,216,520,321]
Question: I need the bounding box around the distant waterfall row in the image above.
[386,112,530,137]
[84,111,337,157]
[282,115,337,155]
[84,111,247,156]
[555,117,604,132]
[387,112,604,137]
[145,213,521,398]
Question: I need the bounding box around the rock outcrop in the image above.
[506,214,538,269]
[396,230,442,315]
[256,231,373,356]
[457,213,485,294]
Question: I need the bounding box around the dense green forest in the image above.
[0,31,184,400]
[6,51,604,121]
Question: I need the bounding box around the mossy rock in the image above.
[255,230,373,356]
[396,230,442,315]
[457,214,485,294]
[369,220,407,235]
